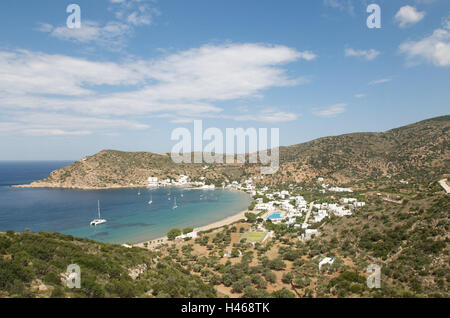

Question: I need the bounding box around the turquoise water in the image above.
[0,162,251,244]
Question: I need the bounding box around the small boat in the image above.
[138,190,141,196]
[90,200,107,226]
[148,194,153,205]
[173,197,178,210]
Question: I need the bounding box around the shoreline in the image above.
[11,184,246,191]
[134,208,250,248]
[11,183,151,190]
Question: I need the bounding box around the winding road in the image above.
[303,201,314,226]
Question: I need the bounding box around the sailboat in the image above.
[90,200,107,226]
[138,190,141,196]
[148,194,153,205]
[172,197,178,210]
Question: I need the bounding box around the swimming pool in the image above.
[267,212,282,220]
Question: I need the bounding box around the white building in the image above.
[177,175,189,185]
[329,187,353,193]
[300,229,319,241]
[340,198,357,204]
[255,203,274,211]
[286,217,297,226]
[147,177,158,187]
[280,190,290,197]
[176,231,198,240]
[318,257,335,270]
[333,207,352,217]
[313,210,328,223]
[295,196,307,207]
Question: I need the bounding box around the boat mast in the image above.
[98,200,101,219]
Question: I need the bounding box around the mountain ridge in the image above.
[15,115,450,189]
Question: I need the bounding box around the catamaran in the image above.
[90,200,107,226]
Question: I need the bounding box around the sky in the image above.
[0,0,449,160]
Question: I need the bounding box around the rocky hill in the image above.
[270,115,450,186]
[17,115,449,189]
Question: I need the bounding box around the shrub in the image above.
[167,228,182,240]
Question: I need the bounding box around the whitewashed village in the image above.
[144,173,366,269]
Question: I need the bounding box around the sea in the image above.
[0,161,251,244]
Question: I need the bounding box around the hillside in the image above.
[1,115,449,299]
[1,177,448,298]
[0,231,216,298]
[152,180,449,298]
[17,115,449,189]
[270,115,450,186]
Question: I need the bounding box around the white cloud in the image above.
[298,51,317,61]
[0,50,147,96]
[345,48,380,61]
[112,0,159,26]
[395,6,426,28]
[169,118,196,124]
[399,21,450,67]
[0,112,149,136]
[37,0,158,49]
[148,107,300,124]
[37,21,131,50]
[369,78,392,85]
[0,43,312,135]
[413,0,435,4]
[323,0,355,16]
[313,103,347,117]
[234,108,299,123]
[354,94,366,98]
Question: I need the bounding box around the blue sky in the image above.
[0,0,449,160]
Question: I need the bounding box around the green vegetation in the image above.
[183,227,194,235]
[244,212,257,223]
[0,232,216,298]
[167,228,182,240]
[7,115,449,298]
[244,232,266,243]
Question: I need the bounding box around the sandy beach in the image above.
[134,208,249,249]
